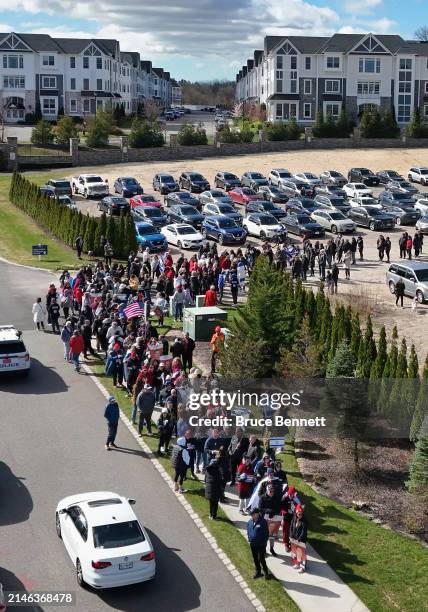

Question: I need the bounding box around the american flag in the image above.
[124,301,145,319]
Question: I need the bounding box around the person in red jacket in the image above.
[406,236,413,260]
[204,285,217,307]
[237,455,255,514]
[69,330,84,372]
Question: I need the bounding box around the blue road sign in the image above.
[32,244,48,256]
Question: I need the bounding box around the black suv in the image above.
[348,167,380,186]
[282,212,325,238]
[214,171,241,191]
[245,200,287,221]
[164,191,202,210]
[153,173,179,194]
[179,172,210,193]
[167,205,204,227]
[347,206,395,230]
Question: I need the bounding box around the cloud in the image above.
[344,0,382,15]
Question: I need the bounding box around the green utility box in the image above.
[183,306,228,341]
[195,295,205,307]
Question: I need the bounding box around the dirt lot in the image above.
[62,146,428,357]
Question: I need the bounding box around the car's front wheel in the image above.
[331,225,337,234]
[389,281,396,295]
[396,217,401,226]
[369,222,376,231]
[76,559,85,588]
[416,290,425,304]
[177,240,183,249]
[218,234,224,245]
[56,512,62,539]
[260,230,266,239]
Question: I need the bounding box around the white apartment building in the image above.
[0,32,173,122]
[236,33,428,126]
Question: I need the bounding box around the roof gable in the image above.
[83,42,103,56]
[0,32,32,52]
[350,33,390,54]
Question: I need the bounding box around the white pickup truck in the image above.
[71,174,109,199]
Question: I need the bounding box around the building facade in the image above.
[0,32,173,122]
[236,33,428,126]
[171,79,183,106]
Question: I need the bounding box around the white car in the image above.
[311,209,356,234]
[0,326,30,375]
[408,166,428,185]
[243,213,287,239]
[343,182,373,198]
[161,223,204,249]
[293,172,322,186]
[268,168,292,186]
[349,196,382,209]
[416,215,428,234]
[56,492,155,589]
[415,198,428,216]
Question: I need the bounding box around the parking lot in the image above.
[58,145,428,353]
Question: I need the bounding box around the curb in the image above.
[81,363,266,612]
[0,255,58,275]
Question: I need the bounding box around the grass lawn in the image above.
[0,173,96,271]
[89,359,299,612]
[17,145,68,157]
[279,433,428,612]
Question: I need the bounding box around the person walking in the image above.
[398,233,407,259]
[157,407,174,454]
[343,251,352,280]
[171,436,191,494]
[384,237,392,263]
[60,320,73,361]
[81,319,97,358]
[205,449,223,520]
[210,325,225,373]
[290,505,308,574]
[331,262,339,293]
[137,384,156,436]
[395,276,405,308]
[69,330,84,372]
[237,455,255,514]
[229,269,239,306]
[172,286,185,322]
[406,235,413,259]
[48,298,61,334]
[104,395,119,450]
[182,332,195,371]
[74,234,83,259]
[413,232,422,258]
[357,236,364,261]
[246,508,271,580]
[32,297,46,331]
[259,483,283,557]
[204,284,217,306]
[350,237,357,265]
[377,235,386,261]
[104,241,113,266]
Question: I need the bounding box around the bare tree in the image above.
[144,99,160,122]
[415,26,428,41]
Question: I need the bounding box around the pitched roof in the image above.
[152,67,164,77]
[54,37,118,57]
[254,50,263,66]
[398,40,428,57]
[140,60,152,72]
[17,33,63,52]
[121,51,140,67]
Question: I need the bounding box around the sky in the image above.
[0,0,426,81]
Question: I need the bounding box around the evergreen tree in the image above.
[55,116,78,144]
[125,214,138,255]
[31,120,54,146]
[387,338,408,432]
[313,110,325,137]
[326,339,355,378]
[350,312,362,360]
[86,113,110,148]
[356,315,376,378]
[83,217,97,253]
[95,212,107,256]
[407,108,428,138]
[277,315,324,378]
[336,108,352,138]
[106,215,116,250]
[370,325,387,379]
[410,353,428,442]
[407,416,428,496]
[129,118,164,148]
[117,213,126,258]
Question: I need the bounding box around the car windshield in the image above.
[259,215,277,225]
[161,175,175,182]
[58,196,72,203]
[329,212,346,220]
[138,225,157,236]
[141,196,156,202]
[111,197,127,204]
[0,341,26,355]
[278,171,291,177]
[360,169,372,175]
[93,521,145,549]
[415,269,428,282]
[261,201,275,210]
[178,193,194,200]
[388,171,400,177]
[180,206,198,215]
[250,173,264,179]
[177,226,198,235]
[53,181,70,188]
[270,187,282,194]
[300,199,316,207]
[218,205,234,213]
[189,174,204,180]
[122,178,138,184]
[144,208,162,217]
[366,208,383,216]
[419,169,428,175]
[223,173,237,180]
[360,198,377,205]
[242,188,256,195]
[393,192,412,201]
[218,218,237,228]
[330,171,341,177]
[297,215,312,224]
[305,173,317,179]
[86,176,103,183]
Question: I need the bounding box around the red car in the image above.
[130,194,163,209]
[229,187,259,205]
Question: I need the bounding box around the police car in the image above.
[0,326,31,375]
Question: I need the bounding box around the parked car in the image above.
[161,224,204,249]
[179,172,210,193]
[245,200,287,221]
[201,215,246,245]
[0,325,30,376]
[349,195,382,209]
[380,202,420,226]
[152,173,179,194]
[214,171,241,191]
[98,196,130,215]
[282,212,325,238]
[386,261,428,303]
[39,185,56,197]
[348,167,379,186]
[343,182,373,198]
[71,174,109,198]
[293,172,322,187]
[408,167,428,185]
[319,170,347,187]
[279,178,309,198]
[46,178,72,196]
[135,223,167,252]
[257,185,289,204]
[268,168,292,186]
[57,195,77,209]
[130,194,163,209]
[114,177,144,197]
[56,491,155,589]
[315,184,347,198]
[131,206,167,228]
[376,169,405,184]
[314,193,350,214]
[347,206,395,230]
[167,205,204,227]
[414,197,428,217]
[241,171,269,190]
[199,189,234,207]
[416,215,428,234]
[287,197,319,214]
[229,186,259,205]
[243,213,287,240]
[378,190,416,208]
[311,209,356,233]
[164,191,202,210]
[202,202,243,224]
[386,180,419,196]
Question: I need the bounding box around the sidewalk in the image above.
[152,409,368,612]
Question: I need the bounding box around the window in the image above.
[96,78,102,90]
[96,99,103,110]
[397,105,411,122]
[83,99,90,112]
[398,95,411,105]
[325,80,340,93]
[290,80,297,93]
[399,82,411,93]
[42,98,56,115]
[399,58,412,70]
[3,76,25,88]
[357,81,380,95]
[326,56,340,69]
[305,57,311,70]
[42,55,55,66]
[359,58,381,73]
[70,99,77,113]
[276,55,283,69]
[70,77,76,90]
[304,79,312,94]
[325,103,340,118]
[96,57,102,69]
[304,103,311,118]
[70,56,75,68]
[83,78,89,91]
[399,71,412,82]
[425,83,428,94]
[3,54,24,69]
[42,76,56,89]
[424,105,428,118]
[290,56,297,70]
[83,56,89,69]
[275,103,297,121]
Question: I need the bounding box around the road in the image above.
[0,259,251,612]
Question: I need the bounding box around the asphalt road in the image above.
[0,259,251,612]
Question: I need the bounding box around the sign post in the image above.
[32,244,48,262]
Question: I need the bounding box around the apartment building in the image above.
[236,33,428,126]
[0,32,173,122]
[171,79,182,106]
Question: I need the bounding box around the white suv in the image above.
[0,326,30,375]
[414,197,428,216]
[408,167,428,185]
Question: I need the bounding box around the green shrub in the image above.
[86,113,110,148]
[359,108,399,138]
[129,118,165,148]
[265,122,288,141]
[177,122,208,146]
[313,110,353,138]
[406,109,428,138]
[286,117,301,140]
[31,120,54,146]
[55,116,78,144]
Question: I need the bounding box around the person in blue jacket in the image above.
[246,507,271,580]
[104,396,119,450]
